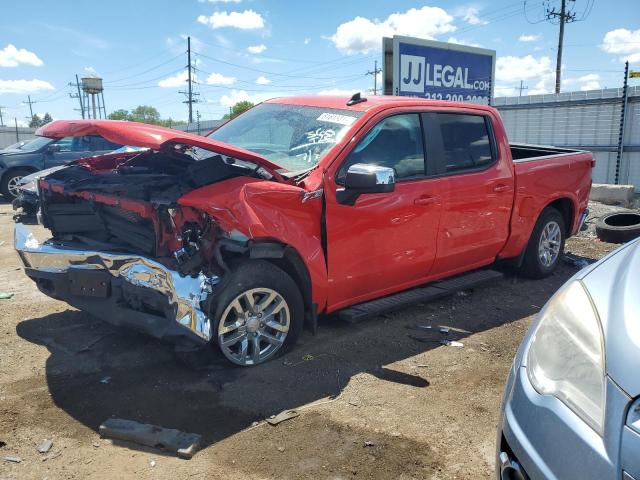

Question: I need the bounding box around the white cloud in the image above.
[206,72,236,85]
[219,89,254,107]
[563,73,601,91]
[0,79,54,94]
[457,6,487,26]
[255,75,271,85]
[304,38,311,45]
[601,28,640,63]
[447,37,481,47]
[519,34,541,42]
[496,55,552,82]
[0,44,43,67]
[197,10,265,30]
[84,66,98,76]
[247,44,267,54]
[158,70,190,88]
[198,0,241,2]
[328,6,456,55]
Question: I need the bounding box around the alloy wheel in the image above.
[217,288,290,366]
[538,220,562,267]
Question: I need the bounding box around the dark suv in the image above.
[0,134,122,199]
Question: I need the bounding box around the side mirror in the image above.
[336,163,395,205]
[47,144,61,153]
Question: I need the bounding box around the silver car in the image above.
[497,237,640,480]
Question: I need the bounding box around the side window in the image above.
[87,135,121,151]
[437,114,494,173]
[52,137,74,152]
[338,114,425,182]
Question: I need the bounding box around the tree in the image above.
[29,114,42,128]
[42,113,53,125]
[223,100,254,120]
[108,109,129,121]
[129,105,161,124]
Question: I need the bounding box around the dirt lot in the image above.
[0,200,624,479]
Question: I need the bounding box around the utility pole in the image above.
[0,106,5,126]
[24,95,36,121]
[14,118,19,142]
[69,75,85,119]
[366,60,383,95]
[179,36,199,124]
[546,0,577,94]
[518,80,529,97]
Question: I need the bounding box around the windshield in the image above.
[208,103,362,172]
[5,136,52,152]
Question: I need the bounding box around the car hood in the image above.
[36,119,283,177]
[580,237,640,397]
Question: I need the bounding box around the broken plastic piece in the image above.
[99,418,201,459]
[266,409,299,426]
[37,439,53,453]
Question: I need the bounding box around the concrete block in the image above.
[590,184,635,207]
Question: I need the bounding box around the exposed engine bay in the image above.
[37,146,274,277]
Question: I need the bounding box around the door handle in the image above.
[414,196,437,206]
[493,184,511,193]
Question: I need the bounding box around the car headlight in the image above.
[527,280,605,434]
[19,179,37,193]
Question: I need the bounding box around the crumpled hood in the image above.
[580,237,640,397]
[36,119,283,176]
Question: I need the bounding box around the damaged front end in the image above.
[14,222,216,343]
[12,121,291,346]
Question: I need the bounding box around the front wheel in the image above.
[211,260,304,366]
[1,169,31,200]
[520,208,566,279]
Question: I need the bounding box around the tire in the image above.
[520,207,566,279]
[210,260,304,367]
[595,212,640,244]
[1,169,31,200]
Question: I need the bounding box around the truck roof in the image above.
[265,95,497,114]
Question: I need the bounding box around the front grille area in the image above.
[44,201,156,255]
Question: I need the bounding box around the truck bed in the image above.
[510,143,587,162]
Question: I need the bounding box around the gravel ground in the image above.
[0,200,626,479]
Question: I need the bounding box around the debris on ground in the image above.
[99,418,201,459]
[37,439,53,453]
[441,340,464,348]
[407,334,439,344]
[100,376,111,384]
[0,292,13,300]
[150,460,157,467]
[439,327,450,334]
[277,446,285,452]
[0,441,6,448]
[3,455,22,463]
[455,290,470,297]
[563,253,593,269]
[0,241,5,247]
[78,333,115,353]
[266,409,299,426]
[364,441,375,447]
[302,354,314,361]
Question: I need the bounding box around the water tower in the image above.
[80,75,106,119]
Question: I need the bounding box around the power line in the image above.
[103,52,183,84]
[545,0,578,94]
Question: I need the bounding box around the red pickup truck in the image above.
[14,95,593,366]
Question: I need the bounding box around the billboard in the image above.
[383,36,495,104]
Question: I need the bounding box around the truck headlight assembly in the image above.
[527,280,605,434]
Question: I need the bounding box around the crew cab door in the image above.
[44,135,121,168]
[324,112,443,311]
[426,111,514,277]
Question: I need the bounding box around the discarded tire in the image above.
[595,212,640,244]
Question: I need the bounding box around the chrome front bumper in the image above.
[14,222,217,343]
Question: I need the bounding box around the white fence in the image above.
[494,86,640,191]
[0,126,36,149]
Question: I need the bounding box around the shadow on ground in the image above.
[15,262,580,454]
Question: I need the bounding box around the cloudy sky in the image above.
[0,0,638,124]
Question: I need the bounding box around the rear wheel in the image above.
[520,208,565,279]
[211,260,303,367]
[1,169,31,200]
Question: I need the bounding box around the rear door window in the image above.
[436,114,495,173]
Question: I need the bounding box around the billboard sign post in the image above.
[383,36,496,104]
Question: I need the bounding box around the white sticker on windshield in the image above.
[316,112,357,126]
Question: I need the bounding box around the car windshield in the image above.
[208,103,362,172]
[6,136,52,152]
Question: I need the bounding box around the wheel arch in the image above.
[545,197,575,236]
